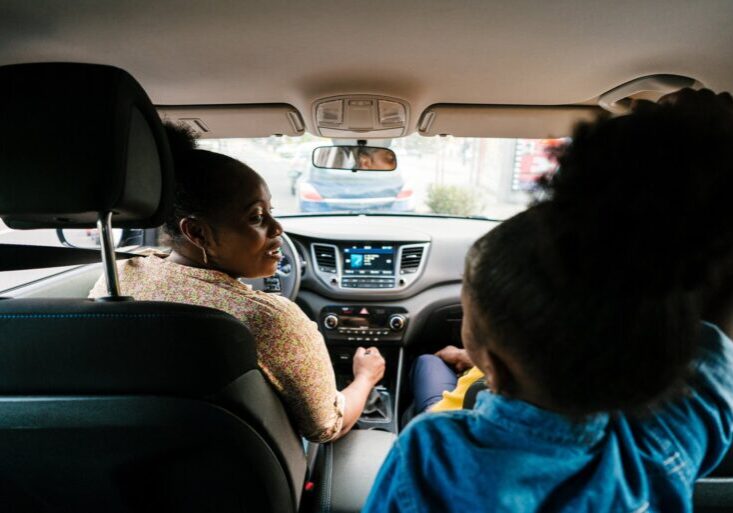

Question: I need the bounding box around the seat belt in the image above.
[0,244,138,272]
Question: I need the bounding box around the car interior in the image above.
[1,1,732,511]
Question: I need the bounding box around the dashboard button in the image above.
[323,314,339,330]
[389,314,406,331]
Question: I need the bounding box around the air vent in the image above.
[313,244,337,273]
[400,246,424,274]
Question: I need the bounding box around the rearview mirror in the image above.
[312,145,397,171]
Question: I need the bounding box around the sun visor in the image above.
[0,63,173,229]
[157,104,306,138]
[417,104,602,138]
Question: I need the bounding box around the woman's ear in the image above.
[178,217,210,250]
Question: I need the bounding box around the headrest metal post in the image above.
[97,212,120,297]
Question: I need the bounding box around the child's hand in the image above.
[435,345,474,373]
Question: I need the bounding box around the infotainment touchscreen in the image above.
[343,245,395,275]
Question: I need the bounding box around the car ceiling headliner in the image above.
[1,0,732,120]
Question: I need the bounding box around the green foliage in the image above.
[425,184,485,216]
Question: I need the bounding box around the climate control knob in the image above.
[323,314,339,330]
[388,314,406,331]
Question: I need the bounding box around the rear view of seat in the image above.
[0,63,306,512]
[695,447,733,513]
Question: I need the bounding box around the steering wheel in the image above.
[238,232,302,301]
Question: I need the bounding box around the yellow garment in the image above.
[429,366,485,412]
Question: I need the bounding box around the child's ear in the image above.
[485,351,515,396]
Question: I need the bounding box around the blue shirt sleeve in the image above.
[638,321,733,481]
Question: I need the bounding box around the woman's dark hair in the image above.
[162,122,257,244]
[464,91,733,414]
[355,147,381,158]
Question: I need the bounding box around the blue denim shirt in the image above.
[363,322,733,513]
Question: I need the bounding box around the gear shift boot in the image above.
[358,386,393,430]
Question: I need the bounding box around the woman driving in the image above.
[89,123,385,443]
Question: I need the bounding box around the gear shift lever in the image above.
[362,386,391,420]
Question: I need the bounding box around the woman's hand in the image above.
[353,346,386,385]
[334,347,387,440]
[435,345,474,373]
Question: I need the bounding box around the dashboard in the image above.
[278,214,499,348]
[279,214,499,430]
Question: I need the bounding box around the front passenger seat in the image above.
[0,63,306,513]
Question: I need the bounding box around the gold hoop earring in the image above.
[201,246,208,265]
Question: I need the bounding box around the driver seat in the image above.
[0,63,306,512]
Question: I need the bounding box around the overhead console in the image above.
[310,241,430,293]
[312,94,410,138]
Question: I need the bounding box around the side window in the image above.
[0,220,144,293]
[0,220,74,292]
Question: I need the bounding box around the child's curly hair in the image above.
[464,90,733,414]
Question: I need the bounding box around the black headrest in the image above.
[0,298,258,394]
[0,63,173,229]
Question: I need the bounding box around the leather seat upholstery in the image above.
[0,63,305,512]
[0,63,173,229]
[695,447,733,512]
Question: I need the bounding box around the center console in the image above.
[310,304,406,511]
[311,241,429,292]
[318,304,408,433]
[320,305,407,343]
[308,240,429,435]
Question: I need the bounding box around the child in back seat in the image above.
[363,89,733,513]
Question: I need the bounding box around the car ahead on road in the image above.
[296,164,415,213]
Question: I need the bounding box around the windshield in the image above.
[198,134,564,220]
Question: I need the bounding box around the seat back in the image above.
[0,63,306,511]
[0,298,306,512]
[462,379,488,409]
[695,447,733,513]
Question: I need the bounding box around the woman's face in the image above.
[207,173,284,279]
[358,149,396,170]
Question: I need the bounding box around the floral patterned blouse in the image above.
[88,252,345,443]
